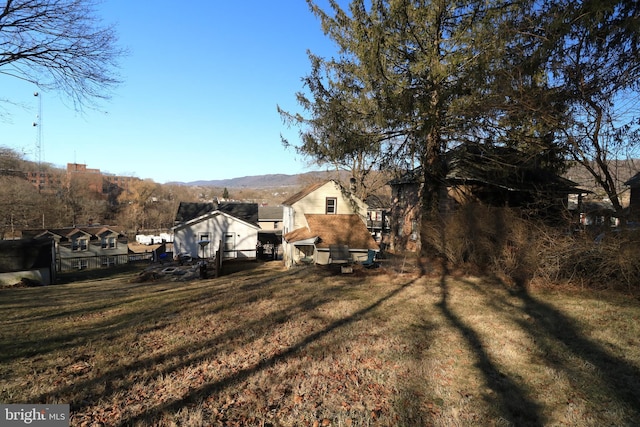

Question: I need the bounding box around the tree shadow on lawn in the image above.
[1,261,298,363]
[505,280,640,423]
[436,270,545,426]
[26,267,318,400]
[453,274,640,425]
[24,267,416,424]
[0,276,244,363]
[114,277,419,426]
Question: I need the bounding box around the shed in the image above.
[0,238,56,286]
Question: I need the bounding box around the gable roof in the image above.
[174,202,259,226]
[281,181,330,206]
[282,227,318,245]
[217,202,259,225]
[173,208,261,232]
[285,214,378,250]
[175,202,215,224]
[21,226,125,241]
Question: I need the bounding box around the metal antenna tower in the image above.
[33,92,43,166]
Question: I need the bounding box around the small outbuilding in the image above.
[0,237,56,286]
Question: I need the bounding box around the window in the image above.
[102,236,116,249]
[326,197,337,214]
[199,233,210,242]
[102,256,116,266]
[72,238,88,251]
[75,259,88,270]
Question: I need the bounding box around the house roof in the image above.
[297,214,379,250]
[283,227,318,244]
[21,226,125,241]
[258,205,284,221]
[281,181,329,206]
[447,145,584,194]
[175,202,215,224]
[217,202,259,225]
[173,209,261,232]
[389,145,586,195]
[174,202,259,226]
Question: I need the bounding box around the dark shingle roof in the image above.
[174,202,259,226]
[174,202,215,224]
[21,226,124,240]
[217,202,259,225]
[390,145,584,195]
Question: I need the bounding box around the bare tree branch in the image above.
[0,0,126,110]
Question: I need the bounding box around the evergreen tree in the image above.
[284,0,534,254]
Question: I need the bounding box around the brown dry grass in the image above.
[1,260,640,426]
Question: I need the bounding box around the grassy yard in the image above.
[1,260,640,426]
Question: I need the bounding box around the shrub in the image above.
[422,203,640,292]
[551,230,640,292]
[422,204,538,282]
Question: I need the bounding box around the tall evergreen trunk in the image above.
[419,117,448,257]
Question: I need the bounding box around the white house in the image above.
[172,202,261,260]
[281,180,377,267]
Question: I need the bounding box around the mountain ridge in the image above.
[167,170,349,188]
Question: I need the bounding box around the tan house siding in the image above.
[284,181,367,232]
[281,180,372,267]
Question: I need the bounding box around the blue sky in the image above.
[1,1,338,183]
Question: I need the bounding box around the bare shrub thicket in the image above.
[549,230,640,292]
[422,203,640,292]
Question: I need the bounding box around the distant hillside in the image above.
[170,171,350,188]
[169,160,640,195]
[185,174,301,188]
